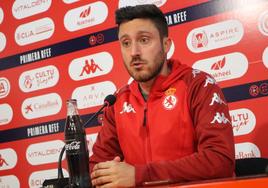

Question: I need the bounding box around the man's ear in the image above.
[163,37,172,54]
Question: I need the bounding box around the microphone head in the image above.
[104,94,116,106]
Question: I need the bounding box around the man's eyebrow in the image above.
[119,31,152,40]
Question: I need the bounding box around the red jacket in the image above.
[90,59,235,185]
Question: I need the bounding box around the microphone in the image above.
[42,94,116,188]
[83,94,116,127]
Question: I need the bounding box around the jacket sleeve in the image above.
[134,72,235,185]
[89,105,123,173]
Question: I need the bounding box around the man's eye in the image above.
[121,40,131,47]
[140,37,150,44]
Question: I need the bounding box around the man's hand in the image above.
[91,156,135,187]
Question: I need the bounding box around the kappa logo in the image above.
[211,112,230,124]
[0,154,8,167]
[80,59,103,76]
[209,93,226,106]
[162,88,177,110]
[120,102,136,114]
[204,75,216,87]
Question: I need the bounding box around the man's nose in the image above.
[130,42,141,57]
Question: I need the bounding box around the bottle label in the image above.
[65,140,81,153]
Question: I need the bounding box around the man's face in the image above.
[118,18,168,82]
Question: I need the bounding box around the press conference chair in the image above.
[235,157,268,177]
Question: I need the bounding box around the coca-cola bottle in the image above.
[64,99,91,188]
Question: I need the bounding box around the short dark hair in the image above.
[115,4,168,38]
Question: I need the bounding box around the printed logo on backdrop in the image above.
[63,0,80,4]
[0,148,17,170]
[0,7,3,24]
[167,40,175,59]
[69,52,113,81]
[12,0,52,19]
[118,0,167,7]
[86,133,98,156]
[230,108,256,136]
[0,175,20,188]
[26,140,65,165]
[187,20,244,53]
[262,47,268,69]
[15,17,55,46]
[0,77,10,98]
[235,142,261,159]
[192,52,248,82]
[72,81,117,109]
[258,11,268,36]
[0,103,13,126]
[21,93,62,119]
[0,32,6,52]
[64,1,108,32]
[29,168,68,188]
[249,81,268,97]
[19,65,59,92]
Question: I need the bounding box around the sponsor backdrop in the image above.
[0,0,268,187]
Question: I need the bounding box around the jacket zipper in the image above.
[143,104,147,126]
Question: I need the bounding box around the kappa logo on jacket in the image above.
[120,102,136,114]
[209,93,226,106]
[211,112,230,124]
[204,75,216,87]
[162,88,177,110]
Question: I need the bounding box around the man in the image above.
[90,4,235,187]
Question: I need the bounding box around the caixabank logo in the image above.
[192,52,248,82]
[15,17,55,46]
[187,20,244,53]
[235,142,261,159]
[64,1,108,32]
[21,93,62,119]
[12,0,52,19]
[69,52,114,81]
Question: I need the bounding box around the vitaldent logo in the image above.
[72,81,117,109]
[192,52,248,82]
[0,77,10,98]
[21,93,62,119]
[12,0,52,19]
[263,47,268,69]
[26,140,65,165]
[29,168,68,188]
[64,1,108,32]
[230,108,256,136]
[118,0,167,8]
[258,11,268,36]
[0,148,17,170]
[235,142,261,159]
[19,65,59,92]
[0,7,4,24]
[0,103,13,126]
[15,17,55,46]
[0,32,6,52]
[187,20,244,53]
[0,175,20,188]
[69,52,113,81]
